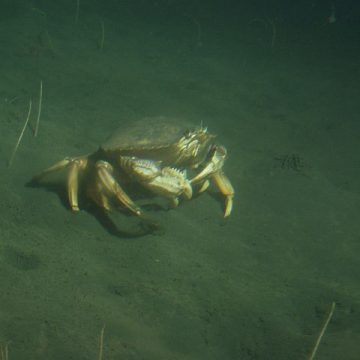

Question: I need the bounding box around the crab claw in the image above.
[190,145,234,217]
[190,145,227,184]
[120,156,162,181]
[120,156,192,201]
[148,167,192,200]
[161,168,193,199]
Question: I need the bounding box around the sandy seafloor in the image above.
[0,2,360,359]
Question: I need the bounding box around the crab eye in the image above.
[183,129,191,138]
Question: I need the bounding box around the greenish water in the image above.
[1,1,360,359]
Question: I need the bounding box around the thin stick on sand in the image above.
[0,343,9,360]
[34,80,43,137]
[8,99,32,168]
[308,302,336,360]
[266,17,277,48]
[248,17,276,49]
[192,17,203,47]
[98,324,105,360]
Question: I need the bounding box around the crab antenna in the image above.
[199,120,207,133]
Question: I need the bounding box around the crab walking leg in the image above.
[33,156,88,181]
[198,179,210,193]
[32,156,88,211]
[212,171,234,217]
[67,158,88,211]
[95,161,142,216]
[32,157,73,181]
[87,181,111,211]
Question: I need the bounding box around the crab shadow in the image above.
[26,178,165,238]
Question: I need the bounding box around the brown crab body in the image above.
[33,116,234,220]
[101,116,214,168]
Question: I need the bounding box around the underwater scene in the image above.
[0,0,359,359]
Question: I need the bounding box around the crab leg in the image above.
[33,156,88,211]
[212,171,234,217]
[32,157,73,182]
[95,161,142,216]
[67,158,88,211]
[87,181,111,211]
[198,180,210,193]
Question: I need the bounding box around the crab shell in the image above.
[100,116,215,168]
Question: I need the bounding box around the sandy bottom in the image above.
[0,3,359,359]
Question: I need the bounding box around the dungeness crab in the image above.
[32,116,234,219]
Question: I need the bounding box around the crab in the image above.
[32,116,234,218]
